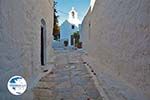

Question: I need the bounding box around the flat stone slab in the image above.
[33,50,103,100]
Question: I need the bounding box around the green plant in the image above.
[78,42,82,48]
[53,1,60,40]
[73,31,80,40]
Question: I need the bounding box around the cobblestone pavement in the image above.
[33,50,103,100]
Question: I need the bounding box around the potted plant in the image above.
[75,40,79,47]
[64,40,68,47]
[77,42,82,48]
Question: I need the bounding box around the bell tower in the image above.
[68,7,80,27]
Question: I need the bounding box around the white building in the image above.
[60,7,81,46]
[0,0,54,99]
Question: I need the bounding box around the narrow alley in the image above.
[0,0,149,100]
[33,49,103,100]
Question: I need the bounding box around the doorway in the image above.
[41,19,46,66]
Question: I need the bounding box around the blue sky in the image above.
[55,0,90,25]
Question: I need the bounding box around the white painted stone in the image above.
[0,0,54,99]
[80,0,150,99]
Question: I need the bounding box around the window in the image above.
[72,25,75,29]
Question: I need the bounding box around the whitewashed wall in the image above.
[81,0,150,98]
[60,20,79,46]
[0,0,54,99]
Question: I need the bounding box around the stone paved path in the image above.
[33,50,103,100]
